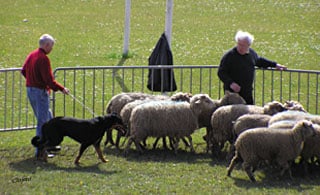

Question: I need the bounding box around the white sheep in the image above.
[105,92,192,147]
[233,100,305,137]
[227,120,315,182]
[105,92,168,146]
[269,110,320,128]
[233,101,308,137]
[209,101,286,156]
[124,101,198,154]
[105,92,168,115]
[268,110,320,174]
[300,124,320,174]
[283,100,307,112]
[233,114,271,137]
[119,99,191,150]
[189,91,246,152]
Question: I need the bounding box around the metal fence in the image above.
[1,65,319,132]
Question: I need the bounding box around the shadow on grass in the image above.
[103,142,212,165]
[113,56,129,92]
[227,162,320,189]
[8,157,119,175]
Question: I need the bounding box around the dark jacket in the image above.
[147,33,177,92]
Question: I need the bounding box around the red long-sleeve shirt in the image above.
[21,48,64,92]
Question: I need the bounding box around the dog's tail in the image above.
[31,136,43,147]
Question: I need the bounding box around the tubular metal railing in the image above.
[1,66,319,132]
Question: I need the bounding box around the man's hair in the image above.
[39,34,55,47]
[235,30,254,45]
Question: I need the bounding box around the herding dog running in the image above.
[31,113,125,164]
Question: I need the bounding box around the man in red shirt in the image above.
[21,34,69,158]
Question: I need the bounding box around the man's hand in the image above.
[230,82,241,93]
[62,88,70,95]
[275,64,287,70]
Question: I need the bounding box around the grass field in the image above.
[1,0,320,194]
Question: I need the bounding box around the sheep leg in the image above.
[152,137,168,150]
[115,131,122,149]
[172,138,180,154]
[152,137,160,149]
[279,161,292,179]
[205,127,212,153]
[142,139,147,147]
[227,152,240,177]
[243,162,256,182]
[162,137,169,149]
[124,138,134,156]
[226,144,236,163]
[182,137,190,147]
[185,135,195,152]
[169,137,175,150]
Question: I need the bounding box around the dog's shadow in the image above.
[9,157,119,175]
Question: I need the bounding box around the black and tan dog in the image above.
[31,113,125,164]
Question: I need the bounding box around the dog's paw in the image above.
[101,158,109,163]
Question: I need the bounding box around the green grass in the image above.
[1,0,320,194]
[2,129,320,194]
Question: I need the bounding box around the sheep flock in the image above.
[104,92,320,182]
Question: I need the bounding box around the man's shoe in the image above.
[46,146,61,152]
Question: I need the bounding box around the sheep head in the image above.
[190,94,218,117]
[218,91,246,106]
[170,92,193,103]
[263,101,286,115]
[294,120,316,140]
[284,100,307,113]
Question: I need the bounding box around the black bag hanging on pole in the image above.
[147,33,177,92]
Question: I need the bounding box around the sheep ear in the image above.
[302,120,312,128]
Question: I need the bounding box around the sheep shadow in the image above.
[8,157,119,175]
[230,176,315,191]
[209,150,235,167]
[105,144,212,165]
[228,163,320,189]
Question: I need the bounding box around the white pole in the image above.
[165,0,173,48]
[123,0,131,56]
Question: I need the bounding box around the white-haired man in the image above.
[218,30,287,104]
[21,34,69,158]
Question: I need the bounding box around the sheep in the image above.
[118,99,191,150]
[189,91,246,152]
[190,91,245,130]
[233,114,271,137]
[233,101,308,138]
[118,100,149,146]
[124,101,198,154]
[209,101,286,156]
[268,110,320,174]
[105,92,168,115]
[300,124,320,175]
[227,120,316,182]
[105,92,192,147]
[269,110,320,128]
[105,92,168,146]
[283,100,307,112]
